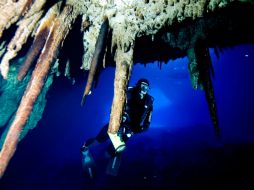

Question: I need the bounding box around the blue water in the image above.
[0,44,254,190]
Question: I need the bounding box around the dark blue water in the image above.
[0,44,254,190]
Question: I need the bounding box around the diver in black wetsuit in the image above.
[81,78,154,177]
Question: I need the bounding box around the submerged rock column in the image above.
[108,48,133,134]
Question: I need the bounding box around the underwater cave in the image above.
[0,0,254,189]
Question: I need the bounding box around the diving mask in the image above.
[140,82,149,94]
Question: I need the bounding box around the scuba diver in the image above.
[81,78,154,178]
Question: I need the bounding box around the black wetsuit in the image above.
[125,87,154,133]
[84,86,154,153]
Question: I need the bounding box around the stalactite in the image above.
[103,48,107,68]
[81,17,109,106]
[203,74,219,137]
[202,65,219,137]
[0,0,47,79]
[0,4,79,179]
[0,41,6,58]
[108,48,133,134]
[17,3,61,81]
[195,40,219,137]
[187,47,199,90]
[0,0,34,39]
[0,12,43,79]
[108,61,129,134]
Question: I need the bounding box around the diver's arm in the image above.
[140,95,154,131]
[141,107,153,131]
[124,87,133,114]
[117,125,124,140]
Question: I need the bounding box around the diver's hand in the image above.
[80,145,88,152]
[126,132,134,138]
[117,128,124,141]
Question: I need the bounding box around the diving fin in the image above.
[81,148,96,179]
[106,153,122,176]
